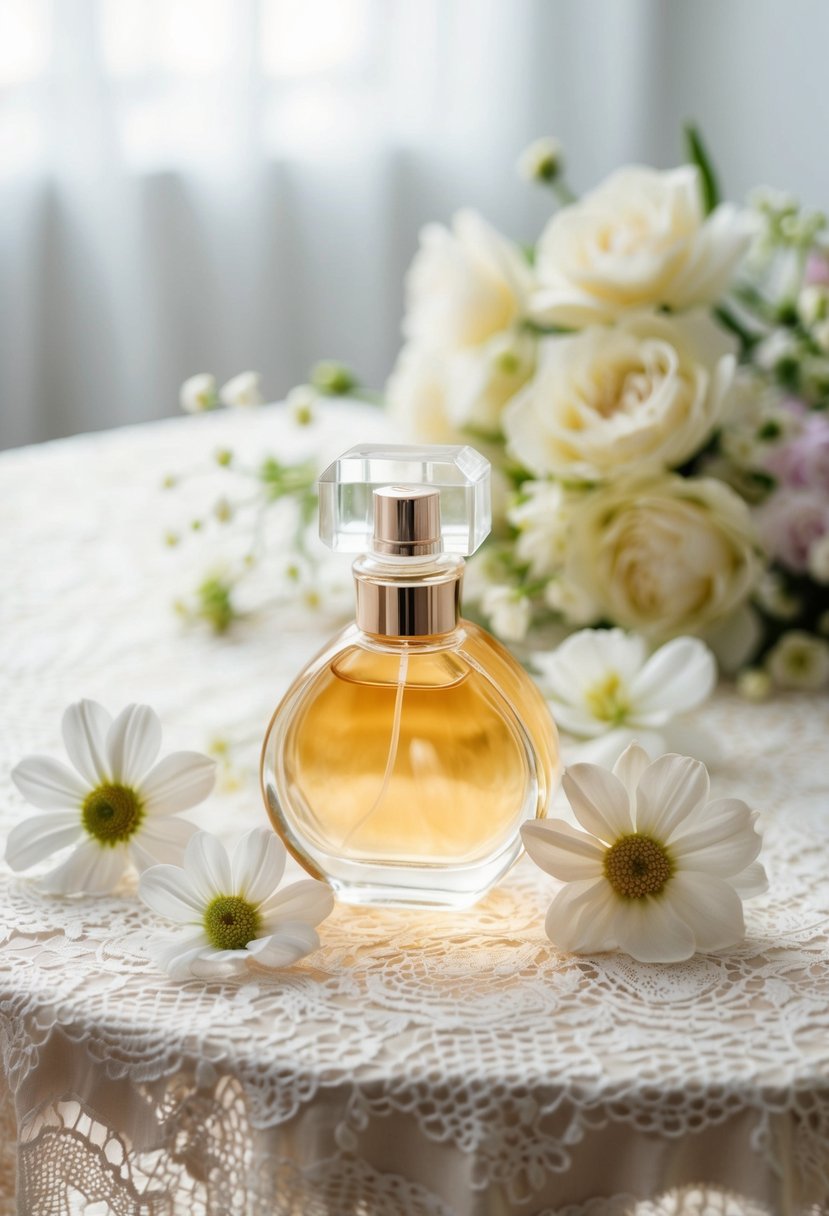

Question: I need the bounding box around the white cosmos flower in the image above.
[532,629,717,767]
[522,742,767,963]
[7,700,216,895]
[139,829,334,980]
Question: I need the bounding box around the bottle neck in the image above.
[352,553,463,639]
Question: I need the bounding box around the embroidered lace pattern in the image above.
[0,408,827,1215]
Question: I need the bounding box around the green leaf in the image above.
[683,122,720,214]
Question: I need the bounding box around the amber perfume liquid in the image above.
[262,621,558,907]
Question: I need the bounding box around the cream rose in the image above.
[531,166,753,326]
[564,473,759,638]
[404,209,533,350]
[504,312,735,481]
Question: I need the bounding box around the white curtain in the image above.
[2,0,828,448]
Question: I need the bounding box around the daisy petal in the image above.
[543,877,611,953]
[62,700,112,786]
[728,861,769,899]
[663,872,745,952]
[138,863,204,922]
[562,764,632,842]
[183,832,231,902]
[190,949,250,979]
[247,923,320,968]
[149,931,209,980]
[131,817,199,869]
[627,637,716,724]
[39,840,128,895]
[669,798,762,875]
[107,704,162,785]
[635,753,709,841]
[259,880,335,929]
[11,756,87,810]
[571,729,665,770]
[5,811,85,871]
[231,829,285,905]
[614,897,696,963]
[612,742,652,799]
[140,752,216,816]
[521,820,605,881]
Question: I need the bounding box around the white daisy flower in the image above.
[218,371,264,409]
[7,700,216,895]
[532,628,717,767]
[179,372,218,413]
[522,742,767,963]
[139,829,333,980]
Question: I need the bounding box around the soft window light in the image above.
[260,0,370,77]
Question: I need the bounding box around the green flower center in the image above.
[603,833,674,900]
[585,672,630,724]
[203,895,261,952]
[82,784,144,845]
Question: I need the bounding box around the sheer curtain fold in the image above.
[1,0,828,447]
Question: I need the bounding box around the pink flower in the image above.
[765,413,829,494]
[805,251,829,287]
[756,487,829,573]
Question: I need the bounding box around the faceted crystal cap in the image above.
[319,444,491,556]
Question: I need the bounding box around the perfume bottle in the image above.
[261,444,559,908]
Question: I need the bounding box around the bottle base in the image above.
[295,836,526,910]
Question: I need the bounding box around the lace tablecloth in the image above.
[1,405,828,1216]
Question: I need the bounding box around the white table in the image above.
[1,406,828,1216]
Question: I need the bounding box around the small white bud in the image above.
[517,137,564,184]
[766,631,829,690]
[219,371,264,409]
[736,668,772,702]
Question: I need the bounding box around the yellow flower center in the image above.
[82,784,144,845]
[585,672,630,724]
[203,895,261,952]
[603,833,674,899]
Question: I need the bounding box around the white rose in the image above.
[219,371,264,408]
[404,210,533,350]
[504,312,735,481]
[388,333,536,440]
[180,373,217,413]
[386,346,467,444]
[563,473,759,639]
[531,166,753,326]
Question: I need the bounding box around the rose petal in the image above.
[521,819,605,881]
[669,798,762,876]
[11,756,87,810]
[663,872,746,952]
[231,829,285,905]
[635,753,710,841]
[627,637,716,724]
[106,704,162,785]
[38,839,128,895]
[183,832,231,902]
[562,764,632,842]
[62,700,112,786]
[259,880,334,929]
[246,923,321,968]
[140,752,216,816]
[613,896,696,963]
[5,810,85,871]
[138,863,204,922]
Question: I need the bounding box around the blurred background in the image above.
[1,0,826,449]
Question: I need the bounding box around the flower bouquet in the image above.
[172,128,829,690]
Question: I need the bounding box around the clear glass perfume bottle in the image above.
[261,444,559,908]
